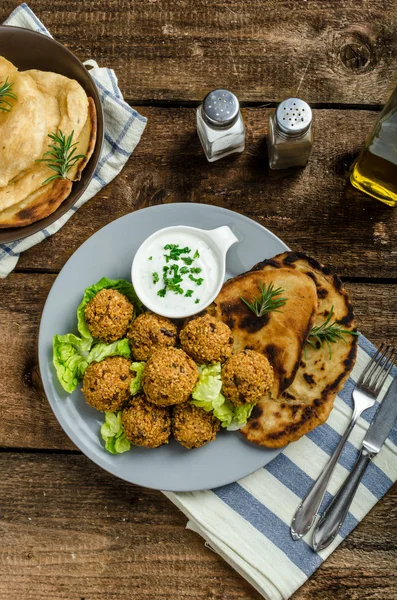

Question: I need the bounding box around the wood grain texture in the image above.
[14,108,397,279]
[0,453,395,600]
[0,273,395,452]
[1,0,397,104]
[1,2,397,598]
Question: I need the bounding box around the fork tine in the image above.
[372,345,394,388]
[364,344,390,387]
[375,347,397,395]
[356,343,384,386]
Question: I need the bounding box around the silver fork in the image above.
[291,343,397,540]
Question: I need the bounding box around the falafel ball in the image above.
[122,394,171,448]
[142,347,199,407]
[180,314,233,364]
[82,356,132,412]
[172,402,220,449]
[221,349,274,406]
[127,312,178,361]
[85,288,134,343]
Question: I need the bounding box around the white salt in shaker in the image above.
[196,89,245,162]
[267,98,313,169]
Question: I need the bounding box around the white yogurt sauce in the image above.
[139,230,221,315]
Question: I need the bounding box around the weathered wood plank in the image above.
[15,108,397,279]
[0,273,395,451]
[0,453,396,600]
[1,0,397,104]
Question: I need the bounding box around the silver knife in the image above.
[312,375,397,552]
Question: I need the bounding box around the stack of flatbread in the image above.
[0,56,96,228]
[210,251,358,447]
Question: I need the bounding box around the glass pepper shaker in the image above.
[267,98,313,169]
[196,89,245,162]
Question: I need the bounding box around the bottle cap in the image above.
[275,98,312,136]
[202,89,240,128]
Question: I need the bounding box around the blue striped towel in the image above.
[166,336,397,599]
[0,4,147,278]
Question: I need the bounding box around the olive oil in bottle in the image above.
[350,86,397,207]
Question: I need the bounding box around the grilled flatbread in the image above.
[241,252,357,448]
[209,264,317,398]
[0,57,97,228]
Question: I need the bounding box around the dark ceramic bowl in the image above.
[0,25,104,244]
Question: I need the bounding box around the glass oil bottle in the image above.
[350,86,397,207]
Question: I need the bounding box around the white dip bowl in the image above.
[131,225,238,319]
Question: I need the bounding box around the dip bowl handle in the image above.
[205,226,238,255]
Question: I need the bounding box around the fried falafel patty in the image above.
[180,314,233,364]
[221,349,274,406]
[127,312,178,361]
[85,288,134,343]
[82,356,132,412]
[142,347,199,407]
[122,394,171,448]
[172,402,220,449]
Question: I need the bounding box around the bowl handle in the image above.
[205,226,238,254]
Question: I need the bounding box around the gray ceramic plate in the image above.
[0,25,104,244]
[39,204,289,492]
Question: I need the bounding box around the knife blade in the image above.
[362,374,397,455]
[312,374,397,552]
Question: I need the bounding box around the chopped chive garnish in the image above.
[148,256,152,260]
[164,243,191,262]
[156,242,204,300]
[189,274,204,285]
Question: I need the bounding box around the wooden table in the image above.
[1,2,397,598]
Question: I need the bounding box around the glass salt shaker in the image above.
[196,89,245,162]
[267,98,313,169]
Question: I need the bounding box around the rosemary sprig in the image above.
[241,282,288,318]
[36,130,85,185]
[0,78,17,112]
[306,305,358,359]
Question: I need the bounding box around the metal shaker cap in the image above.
[275,98,312,136]
[202,89,240,128]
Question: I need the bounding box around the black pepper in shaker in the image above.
[267,98,313,169]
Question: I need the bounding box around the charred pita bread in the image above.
[0,57,97,228]
[209,265,317,398]
[241,252,357,448]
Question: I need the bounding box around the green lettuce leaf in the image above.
[191,363,256,429]
[77,277,143,347]
[130,361,145,395]
[87,338,131,364]
[53,335,131,394]
[226,404,255,431]
[53,333,89,393]
[100,411,131,455]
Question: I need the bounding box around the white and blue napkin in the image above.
[0,4,147,277]
[166,337,397,600]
